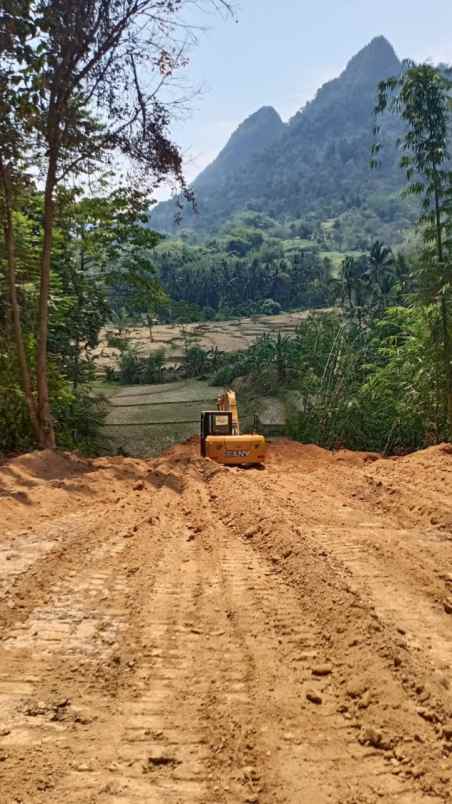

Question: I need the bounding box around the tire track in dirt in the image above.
[206,463,451,802]
[0,470,234,802]
[255,469,451,665]
[258,468,452,700]
[0,518,128,755]
[0,496,146,634]
[307,525,452,677]
[189,470,430,804]
[53,535,212,802]
[27,482,259,804]
[0,485,168,800]
[0,443,451,803]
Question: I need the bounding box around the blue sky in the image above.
[158,0,452,198]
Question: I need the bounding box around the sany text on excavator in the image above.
[200,390,266,466]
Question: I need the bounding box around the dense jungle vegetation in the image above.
[1,8,451,457]
[0,0,231,453]
[137,208,416,322]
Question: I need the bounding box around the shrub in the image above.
[54,387,109,454]
[0,344,108,456]
[210,364,240,386]
[142,350,166,384]
[260,299,282,315]
[0,357,35,454]
[106,334,129,351]
[117,346,144,384]
[184,346,211,378]
[111,345,167,385]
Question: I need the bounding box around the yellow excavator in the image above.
[200,390,266,466]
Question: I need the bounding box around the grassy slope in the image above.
[101,379,223,458]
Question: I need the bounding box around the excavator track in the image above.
[0,440,451,802]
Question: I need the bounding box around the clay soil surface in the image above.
[0,440,451,803]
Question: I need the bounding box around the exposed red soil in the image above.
[0,439,451,803]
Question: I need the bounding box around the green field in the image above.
[101,379,226,457]
[95,310,313,456]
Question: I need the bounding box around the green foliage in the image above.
[332,240,410,321]
[112,346,167,385]
[0,341,107,455]
[360,307,445,451]
[116,347,144,385]
[184,346,212,378]
[0,344,36,453]
[149,223,336,320]
[0,185,169,453]
[53,388,109,455]
[1,0,222,448]
[375,62,452,437]
[200,302,448,454]
[144,196,421,323]
[106,334,129,351]
[210,364,239,387]
[260,299,282,315]
[287,310,446,452]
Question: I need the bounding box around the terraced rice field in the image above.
[101,380,229,458]
[93,310,325,372]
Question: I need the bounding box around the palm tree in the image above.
[367,241,395,309]
[340,256,370,318]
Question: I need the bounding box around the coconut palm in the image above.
[367,241,395,309]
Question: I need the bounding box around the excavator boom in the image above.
[217,390,240,434]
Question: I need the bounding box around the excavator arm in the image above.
[217,390,240,435]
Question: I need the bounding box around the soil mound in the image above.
[0,437,451,801]
[2,449,94,483]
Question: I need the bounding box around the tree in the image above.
[260,298,282,316]
[117,265,169,342]
[339,256,369,319]
[0,53,41,441]
[0,0,231,448]
[375,64,452,437]
[367,240,394,309]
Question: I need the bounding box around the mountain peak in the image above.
[344,36,401,83]
[151,36,404,233]
[243,105,282,124]
[194,105,284,186]
[229,106,284,142]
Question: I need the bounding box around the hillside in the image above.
[151,36,409,237]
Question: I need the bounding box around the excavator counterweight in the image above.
[200,390,266,466]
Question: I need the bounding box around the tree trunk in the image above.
[440,294,452,440]
[146,313,154,341]
[73,337,80,392]
[72,239,84,392]
[433,187,452,439]
[0,164,41,442]
[36,154,58,449]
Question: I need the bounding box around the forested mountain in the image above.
[151,36,408,239]
[194,106,285,187]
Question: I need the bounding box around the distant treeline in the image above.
[111,209,415,323]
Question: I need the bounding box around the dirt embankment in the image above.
[0,440,451,803]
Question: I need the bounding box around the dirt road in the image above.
[0,440,451,803]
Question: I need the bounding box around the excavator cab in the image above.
[200,391,266,466]
[200,412,233,455]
